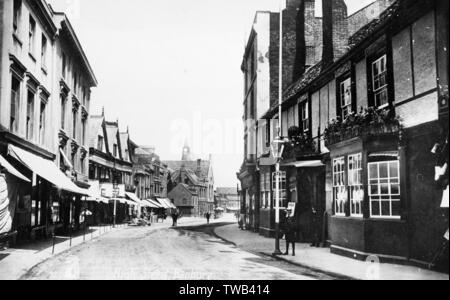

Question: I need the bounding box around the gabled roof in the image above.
[119,133,131,162]
[164,160,211,180]
[105,122,120,157]
[88,115,105,149]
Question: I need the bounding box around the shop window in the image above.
[51,201,60,224]
[272,171,286,209]
[348,153,363,217]
[340,77,352,120]
[368,159,401,219]
[333,157,347,216]
[371,55,389,109]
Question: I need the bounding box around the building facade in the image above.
[0,0,96,240]
[216,187,240,213]
[165,144,214,216]
[253,0,448,267]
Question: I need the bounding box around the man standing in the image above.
[205,212,211,224]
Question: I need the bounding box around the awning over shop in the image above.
[86,181,109,203]
[8,145,89,195]
[0,155,30,182]
[157,198,176,209]
[281,160,324,168]
[145,199,163,208]
[126,192,142,205]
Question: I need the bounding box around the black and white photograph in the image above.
[0,0,449,283]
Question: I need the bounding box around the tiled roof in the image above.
[105,124,119,156]
[119,133,130,162]
[164,160,211,180]
[283,62,323,102]
[88,115,104,149]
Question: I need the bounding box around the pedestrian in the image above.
[311,206,321,248]
[205,212,211,224]
[172,211,179,227]
[283,210,297,256]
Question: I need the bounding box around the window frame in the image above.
[10,75,21,134]
[13,0,22,34]
[28,16,36,56]
[26,89,35,141]
[41,34,48,70]
[333,157,347,217]
[348,153,364,218]
[339,77,353,120]
[371,55,389,109]
[368,160,401,219]
[300,100,309,134]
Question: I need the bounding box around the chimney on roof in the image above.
[322,0,348,68]
[293,0,306,81]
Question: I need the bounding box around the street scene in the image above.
[0,0,449,281]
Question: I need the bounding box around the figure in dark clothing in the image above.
[205,212,211,224]
[283,212,297,256]
[172,211,179,227]
[311,206,321,247]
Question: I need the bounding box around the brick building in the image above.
[255,0,448,268]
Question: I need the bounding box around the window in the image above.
[71,152,76,170]
[61,96,66,129]
[272,171,286,208]
[340,78,352,120]
[73,72,78,93]
[13,0,21,34]
[82,119,87,145]
[41,35,47,69]
[97,136,104,151]
[62,53,67,79]
[113,144,118,157]
[51,201,60,224]
[10,76,21,133]
[28,16,36,55]
[333,157,346,216]
[80,157,85,174]
[72,110,77,139]
[368,160,401,219]
[39,100,46,145]
[300,101,309,133]
[372,55,389,109]
[348,154,363,217]
[26,90,35,141]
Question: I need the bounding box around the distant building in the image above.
[164,143,214,216]
[216,187,240,213]
[168,183,199,216]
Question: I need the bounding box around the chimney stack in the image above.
[293,0,306,81]
[196,159,202,177]
[322,0,348,68]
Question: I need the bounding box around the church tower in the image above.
[181,141,192,161]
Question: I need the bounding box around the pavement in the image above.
[213,223,450,281]
[15,216,315,280]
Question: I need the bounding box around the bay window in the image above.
[333,157,346,216]
[348,154,363,217]
[368,159,401,219]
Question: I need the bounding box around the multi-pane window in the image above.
[333,157,346,216]
[10,76,21,134]
[300,101,309,133]
[41,35,47,69]
[348,154,363,217]
[368,160,401,219]
[26,91,35,141]
[272,171,286,208]
[13,0,21,34]
[60,96,66,129]
[372,55,389,109]
[28,16,36,55]
[340,78,352,120]
[39,100,46,145]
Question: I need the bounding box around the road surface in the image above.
[22,222,336,280]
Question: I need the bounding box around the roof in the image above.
[105,122,120,157]
[119,133,130,162]
[164,160,211,180]
[88,115,104,149]
[216,187,238,196]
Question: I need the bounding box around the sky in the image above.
[47,0,377,187]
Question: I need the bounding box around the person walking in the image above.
[283,210,297,256]
[205,212,211,224]
[172,211,179,227]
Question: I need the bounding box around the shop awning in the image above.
[145,199,163,208]
[0,155,30,182]
[157,198,175,209]
[281,160,324,168]
[126,192,142,205]
[8,145,89,195]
